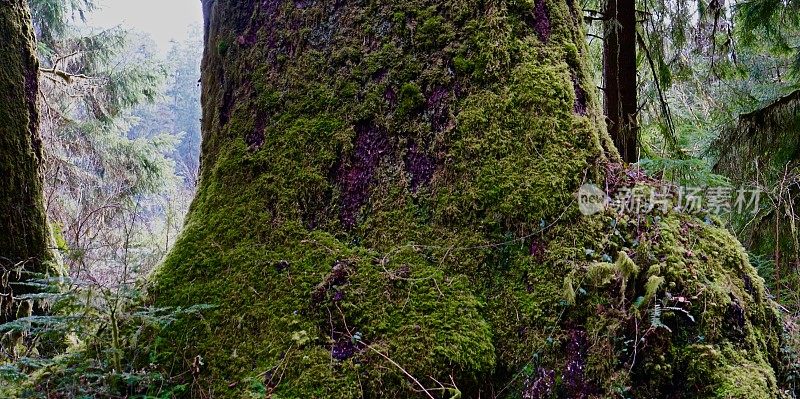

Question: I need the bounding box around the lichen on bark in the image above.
[152,0,789,397]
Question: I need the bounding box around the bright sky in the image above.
[88,0,203,52]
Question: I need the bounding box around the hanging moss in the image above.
[150,0,788,397]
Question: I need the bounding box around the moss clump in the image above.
[155,226,495,398]
[397,82,425,117]
[151,0,787,397]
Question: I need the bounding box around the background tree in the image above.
[0,0,53,322]
[592,0,800,378]
[130,26,204,186]
[602,0,639,162]
[621,0,800,307]
[2,2,204,396]
[584,0,737,163]
[28,0,192,284]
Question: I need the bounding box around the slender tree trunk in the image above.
[604,0,639,162]
[0,0,52,322]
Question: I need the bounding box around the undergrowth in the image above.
[0,265,213,399]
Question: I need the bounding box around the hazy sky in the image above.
[88,0,203,52]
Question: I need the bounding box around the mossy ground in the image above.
[152,0,788,397]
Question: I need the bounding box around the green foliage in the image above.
[639,157,731,186]
[0,272,212,399]
[737,0,800,74]
[32,4,192,283]
[28,0,94,48]
[1,2,202,397]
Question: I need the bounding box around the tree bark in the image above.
[604,0,639,162]
[154,1,783,397]
[0,0,52,322]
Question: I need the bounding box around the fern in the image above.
[0,273,214,398]
[650,303,671,332]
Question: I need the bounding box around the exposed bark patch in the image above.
[237,30,258,47]
[530,239,546,260]
[563,329,592,398]
[294,0,313,9]
[741,272,756,297]
[384,86,397,108]
[518,326,529,338]
[219,86,234,126]
[372,68,388,82]
[331,337,357,361]
[337,122,389,227]
[24,49,41,162]
[404,141,436,192]
[572,74,588,116]
[427,86,451,133]
[533,0,552,42]
[245,114,267,150]
[274,260,290,272]
[522,368,556,399]
[725,294,747,339]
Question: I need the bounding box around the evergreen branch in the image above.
[638,31,684,159]
[39,67,93,83]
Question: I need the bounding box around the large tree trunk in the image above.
[0,0,52,322]
[603,0,639,163]
[153,0,785,397]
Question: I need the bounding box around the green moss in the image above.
[397,82,424,117]
[150,0,786,397]
[681,343,779,399]
[644,275,665,304]
[616,251,639,278]
[0,0,56,319]
[563,275,576,305]
[154,226,494,398]
[452,54,474,74]
[587,262,617,286]
[416,12,455,49]
[217,39,229,57]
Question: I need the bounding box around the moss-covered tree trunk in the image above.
[0,0,52,322]
[154,0,788,397]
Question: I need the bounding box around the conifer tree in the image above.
[0,0,53,322]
